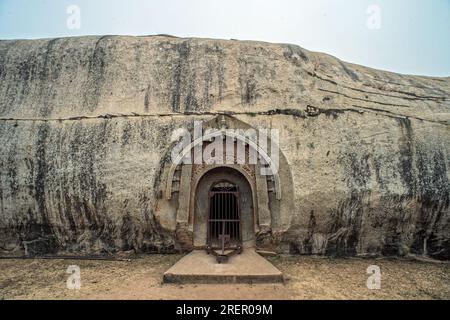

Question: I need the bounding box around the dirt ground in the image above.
[0,254,449,300]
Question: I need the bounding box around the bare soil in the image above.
[0,254,449,300]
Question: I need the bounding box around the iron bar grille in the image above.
[207,182,241,250]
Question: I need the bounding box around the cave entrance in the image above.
[207,181,242,251]
[193,166,255,261]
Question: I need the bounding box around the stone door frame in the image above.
[166,116,281,250]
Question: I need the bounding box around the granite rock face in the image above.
[0,36,449,259]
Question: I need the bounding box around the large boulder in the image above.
[0,36,448,259]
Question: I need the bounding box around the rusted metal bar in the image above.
[207,182,243,263]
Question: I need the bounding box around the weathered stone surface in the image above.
[0,36,448,259]
[163,250,284,284]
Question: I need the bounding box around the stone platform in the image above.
[163,249,284,284]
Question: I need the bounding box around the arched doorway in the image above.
[193,167,255,249]
[161,114,295,253]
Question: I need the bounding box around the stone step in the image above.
[163,249,284,284]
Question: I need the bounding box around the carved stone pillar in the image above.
[255,163,271,228]
[175,164,193,251]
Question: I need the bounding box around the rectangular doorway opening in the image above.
[207,182,242,251]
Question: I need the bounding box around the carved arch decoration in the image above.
[165,128,282,200]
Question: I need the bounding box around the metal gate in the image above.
[206,181,242,262]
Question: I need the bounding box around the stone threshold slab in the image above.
[163,249,284,284]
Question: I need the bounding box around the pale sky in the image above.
[0,0,449,76]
